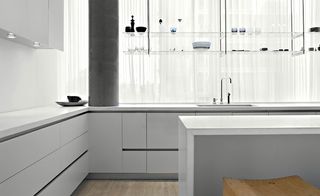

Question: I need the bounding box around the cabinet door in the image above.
[0,0,49,43]
[123,151,146,173]
[122,113,146,149]
[48,0,64,50]
[147,151,178,173]
[0,124,59,183]
[88,113,122,173]
[0,0,27,35]
[37,153,88,196]
[0,147,60,196]
[26,0,49,44]
[59,132,88,171]
[60,114,88,147]
[147,113,195,149]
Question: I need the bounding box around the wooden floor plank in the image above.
[73,180,179,196]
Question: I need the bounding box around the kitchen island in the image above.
[179,115,320,196]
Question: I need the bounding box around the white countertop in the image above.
[179,115,320,135]
[2,102,320,142]
[90,103,320,112]
[0,106,88,142]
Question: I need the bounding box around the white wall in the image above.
[0,38,61,113]
[0,0,88,113]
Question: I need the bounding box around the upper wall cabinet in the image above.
[0,0,64,50]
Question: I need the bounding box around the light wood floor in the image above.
[72,180,179,196]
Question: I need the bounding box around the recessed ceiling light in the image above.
[7,32,16,39]
[33,42,41,47]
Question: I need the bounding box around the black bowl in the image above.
[310,27,320,32]
[125,26,132,32]
[67,96,82,103]
[136,26,147,32]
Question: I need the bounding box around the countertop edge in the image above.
[0,107,88,143]
[179,115,320,132]
[88,105,320,112]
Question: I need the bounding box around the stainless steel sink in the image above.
[197,103,253,107]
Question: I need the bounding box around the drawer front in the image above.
[59,132,88,171]
[37,152,88,196]
[123,151,146,173]
[0,148,60,196]
[60,114,87,146]
[147,113,194,149]
[0,124,60,183]
[147,151,178,173]
[122,113,146,148]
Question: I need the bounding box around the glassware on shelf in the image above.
[177,18,183,32]
[170,27,177,33]
[159,19,165,32]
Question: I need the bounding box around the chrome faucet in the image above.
[220,77,232,104]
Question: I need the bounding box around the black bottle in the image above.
[130,15,135,32]
[318,44,320,51]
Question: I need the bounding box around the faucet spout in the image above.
[220,77,232,104]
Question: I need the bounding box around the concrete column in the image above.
[89,0,119,106]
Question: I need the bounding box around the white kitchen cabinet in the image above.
[0,0,48,41]
[123,151,147,173]
[146,113,193,174]
[147,113,195,149]
[88,113,123,173]
[147,151,178,173]
[48,0,64,50]
[0,0,27,36]
[59,132,88,171]
[0,147,61,196]
[60,114,88,147]
[0,0,63,50]
[37,153,88,196]
[0,123,60,183]
[25,0,49,44]
[122,113,146,149]
[122,113,147,173]
[0,114,88,196]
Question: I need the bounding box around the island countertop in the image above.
[178,115,320,196]
[179,115,320,134]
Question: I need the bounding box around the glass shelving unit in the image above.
[122,0,306,56]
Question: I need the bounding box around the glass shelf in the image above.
[227,32,303,39]
[123,32,224,39]
[306,32,320,34]
[124,50,222,55]
[123,32,303,39]
[123,50,303,55]
[123,32,148,37]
